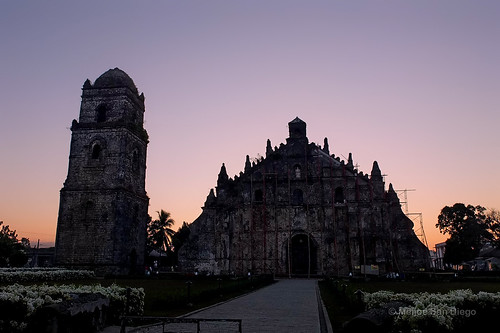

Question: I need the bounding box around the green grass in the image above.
[319,278,500,332]
[42,275,274,317]
[109,276,272,316]
[0,274,274,330]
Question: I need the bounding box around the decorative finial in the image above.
[204,188,217,207]
[323,138,330,155]
[266,139,272,157]
[347,153,353,167]
[371,161,382,180]
[217,163,228,185]
[83,79,92,89]
[245,155,251,173]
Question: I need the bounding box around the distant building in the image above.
[465,244,500,271]
[54,68,149,276]
[178,118,430,276]
[434,242,446,270]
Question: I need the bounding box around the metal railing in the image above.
[121,316,242,333]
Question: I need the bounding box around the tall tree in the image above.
[147,210,175,252]
[487,209,500,247]
[0,221,30,267]
[436,203,491,264]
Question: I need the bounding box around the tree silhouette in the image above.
[436,203,491,264]
[0,221,30,267]
[487,209,500,247]
[147,210,175,253]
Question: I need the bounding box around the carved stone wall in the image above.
[179,118,429,276]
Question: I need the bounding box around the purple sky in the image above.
[1,1,499,248]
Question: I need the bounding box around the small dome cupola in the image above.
[93,68,138,94]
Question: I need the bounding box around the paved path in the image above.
[115,279,331,333]
[186,279,326,332]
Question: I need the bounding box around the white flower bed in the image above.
[0,283,144,332]
[0,268,95,283]
[362,289,500,332]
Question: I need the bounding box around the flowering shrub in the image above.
[0,268,95,283]
[362,289,500,332]
[0,283,144,332]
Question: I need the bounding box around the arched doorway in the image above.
[288,234,317,275]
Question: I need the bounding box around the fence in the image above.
[122,316,242,333]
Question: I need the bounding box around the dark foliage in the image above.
[0,221,29,267]
[436,203,497,264]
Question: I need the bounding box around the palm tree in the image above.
[147,210,175,253]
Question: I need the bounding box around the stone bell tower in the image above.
[55,68,149,276]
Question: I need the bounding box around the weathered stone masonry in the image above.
[55,68,149,276]
[178,118,429,276]
[54,68,428,277]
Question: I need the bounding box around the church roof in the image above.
[289,117,305,124]
[93,68,138,93]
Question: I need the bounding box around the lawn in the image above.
[2,273,274,318]
[0,273,274,331]
[92,274,274,317]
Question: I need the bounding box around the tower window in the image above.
[334,187,345,204]
[96,104,107,123]
[84,200,95,224]
[254,189,263,202]
[132,150,140,173]
[91,144,102,159]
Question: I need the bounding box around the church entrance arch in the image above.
[287,233,317,275]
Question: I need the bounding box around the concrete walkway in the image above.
[186,279,331,333]
[117,279,332,333]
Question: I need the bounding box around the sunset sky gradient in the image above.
[1,1,499,248]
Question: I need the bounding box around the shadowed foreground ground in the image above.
[111,279,331,333]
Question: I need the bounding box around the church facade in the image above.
[54,68,149,276]
[178,118,429,276]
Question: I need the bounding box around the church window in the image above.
[294,164,301,178]
[292,189,303,205]
[91,144,102,159]
[334,187,345,204]
[254,189,263,202]
[96,104,107,123]
[85,200,94,210]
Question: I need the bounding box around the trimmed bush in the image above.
[0,283,144,332]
